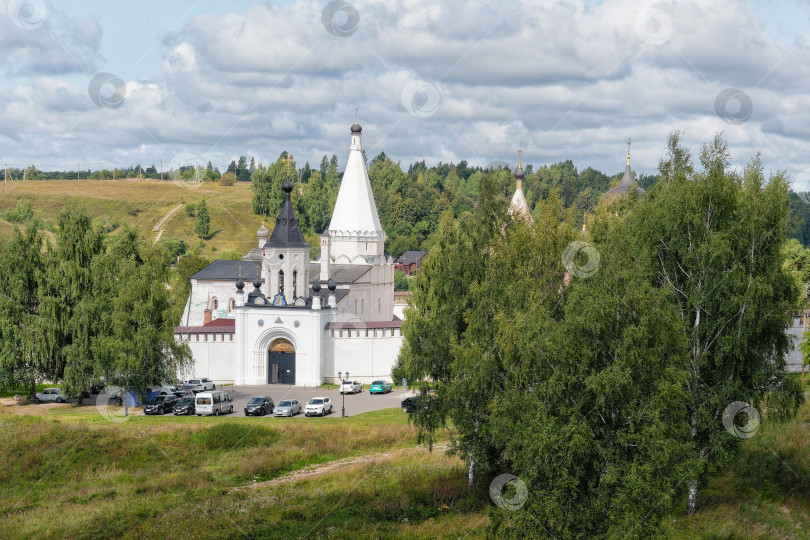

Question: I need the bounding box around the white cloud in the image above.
[1,0,810,179]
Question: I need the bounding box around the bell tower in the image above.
[263,175,311,305]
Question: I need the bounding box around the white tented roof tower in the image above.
[326,118,386,263]
[508,148,533,222]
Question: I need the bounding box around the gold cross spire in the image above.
[517,146,523,169]
[354,107,359,124]
[282,154,294,176]
[626,139,631,166]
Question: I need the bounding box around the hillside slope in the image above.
[0,179,265,258]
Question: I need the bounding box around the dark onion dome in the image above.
[350,122,362,133]
[235,277,245,292]
[312,281,322,293]
[328,278,336,291]
[514,163,525,180]
[282,178,293,193]
[253,275,262,290]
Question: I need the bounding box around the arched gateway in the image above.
[268,337,295,384]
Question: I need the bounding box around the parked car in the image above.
[369,380,392,394]
[401,396,424,413]
[172,396,196,415]
[172,388,195,398]
[34,388,66,403]
[339,380,363,394]
[147,385,174,398]
[305,397,333,416]
[185,378,215,393]
[244,396,274,416]
[274,399,302,417]
[144,394,179,415]
[195,390,233,416]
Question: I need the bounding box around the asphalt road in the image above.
[222,384,413,418]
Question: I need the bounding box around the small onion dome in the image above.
[282,178,293,193]
[350,122,362,133]
[253,276,262,289]
[257,223,269,237]
[328,278,336,291]
[514,163,525,180]
[312,281,322,293]
[235,278,245,292]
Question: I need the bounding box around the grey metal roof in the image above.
[397,250,427,265]
[307,263,370,284]
[191,260,262,281]
[193,260,371,286]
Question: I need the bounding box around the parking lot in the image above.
[223,384,412,417]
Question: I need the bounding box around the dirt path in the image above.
[238,443,451,490]
[153,203,184,232]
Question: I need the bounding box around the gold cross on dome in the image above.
[518,146,523,167]
[281,154,294,176]
[355,107,359,124]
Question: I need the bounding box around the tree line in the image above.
[0,207,191,402]
[395,132,805,537]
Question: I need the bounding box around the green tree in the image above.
[92,232,191,403]
[0,225,44,398]
[623,132,803,515]
[38,206,104,398]
[393,269,411,291]
[194,199,210,238]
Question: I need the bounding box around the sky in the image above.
[2,0,810,187]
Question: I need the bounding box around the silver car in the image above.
[274,399,302,417]
[35,388,67,403]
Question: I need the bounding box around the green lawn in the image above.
[2,392,809,539]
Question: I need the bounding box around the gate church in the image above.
[174,120,404,386]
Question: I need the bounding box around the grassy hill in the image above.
[1,387,809,539]
[0,179,266,259]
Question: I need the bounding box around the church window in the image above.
[361,299,364,315]
[212,298,218,310]
[279,270,285,295]
[229,299,235,311]
[293,270,298,298]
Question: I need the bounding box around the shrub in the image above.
[219,172,236,186]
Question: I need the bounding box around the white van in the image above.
[195,391,234,416]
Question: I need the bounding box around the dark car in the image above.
[401,396,421,413]
[173,396,196,415]
[244,396,274,416]
[143,395,179,415]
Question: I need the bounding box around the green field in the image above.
[2,392,809,539]
[0,179,267,259]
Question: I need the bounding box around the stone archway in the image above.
[267,337,295,384]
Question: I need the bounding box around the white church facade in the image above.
[174,121,403,386]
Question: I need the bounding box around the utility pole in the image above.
[77,163,80,183]
[160,159,163,181]
[113,161,116,181]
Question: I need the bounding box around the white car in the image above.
[305,397,333,416]
[35,388,67,403]
[339,380,362,394]
[185,378,215,393]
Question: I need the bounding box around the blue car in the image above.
[369,380,392,394]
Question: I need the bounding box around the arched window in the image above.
[278,270,285,296]
[229,298,235,311]
[293,270,298,298]
[212,298,218,310]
